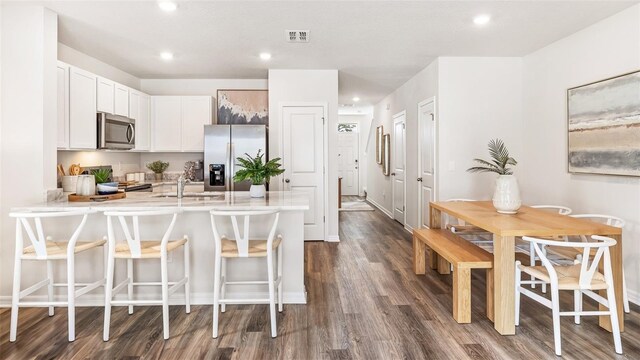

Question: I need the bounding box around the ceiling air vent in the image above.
[286,30,310,43]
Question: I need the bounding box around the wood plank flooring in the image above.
[2,199,640,359]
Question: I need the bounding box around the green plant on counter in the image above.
[92,168,112,184]
[467,138,517,175]
[233,150,285,185]
[146,160,170,174]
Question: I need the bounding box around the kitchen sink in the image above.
[151,192,225,198]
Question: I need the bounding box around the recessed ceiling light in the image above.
[160,52,174,61]
[352,97,360,102]
[259,52,272,61]
[158,1,178,12]
[473,14,491,25]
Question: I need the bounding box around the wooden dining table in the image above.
[426,201,624,335]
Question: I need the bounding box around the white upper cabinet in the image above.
[181,96,212,151]
[151,96,212,152]
[96,77,115,114]
[56,61,70,149]
[69,66,97,149]
[152,96,182,151]
[130,90,151,151]
[114,83,129,117]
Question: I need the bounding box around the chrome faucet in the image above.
[177,174,190,199]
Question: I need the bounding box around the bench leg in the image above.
[437,256,451,275]
[429,249,438,270]
[413,234,426,275]
[486,268,494,322]
[453,266,471,323]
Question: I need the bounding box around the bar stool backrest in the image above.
[209,209,280,258]
[9,209,95,259]
[104,209,181,258]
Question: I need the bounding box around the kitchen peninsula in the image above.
[13,191,309,305]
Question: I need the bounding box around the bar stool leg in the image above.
[127,259,134,314]
[277,244,283,312]
[103,244,115,341]
[212,254,221,338]
[161,253,170,340]
[267,250,277,338]
[220,257,227,313]
[67,256,76,342]
[9,255,22,342]
[184,239,191,314]
[47,260,55,316]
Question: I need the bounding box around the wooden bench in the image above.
[413,229,493,323]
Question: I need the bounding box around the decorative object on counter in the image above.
[567,70,640,177]
[382,134,390,176]
[75,175,96,196]
[217,89,268,125]
[93,168,119,195]
[184,161,197,181]
[146,160,169,181]
[62,176,78,192]
[57,164,66,177]
[69,163,82,176]
[467,138,521,214]
[68,191,126,202]
[233,149,285,198]
[376,125,384,164]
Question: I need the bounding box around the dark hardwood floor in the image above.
[1,201,639,359]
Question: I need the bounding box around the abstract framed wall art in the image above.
[217,89,268,125]
[567,70,640,176]
[376,125,384,164]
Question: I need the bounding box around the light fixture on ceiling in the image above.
[352,97,360,102]
[259,52,272,61]
[473,14,491,25]
[158,1,178,12]
[160,52,174,61]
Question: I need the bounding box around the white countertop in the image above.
[13,191,309,212]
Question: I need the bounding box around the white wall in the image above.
[369,60,439,222]
[58,43,140,90]
[1,5,58,296]
[268,69,339,241]
[521,5,640,301]
[338,114,372,196]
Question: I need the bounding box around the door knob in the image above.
[417,177,423,182]
[391,173,396,176]
[285,179,290,183]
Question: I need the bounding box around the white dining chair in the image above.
[444,198,491,240]
[515,235,622,356]
[528,205,573,293]
[103,209,190,341]
[210,209,283,338]
[9,209,105,342]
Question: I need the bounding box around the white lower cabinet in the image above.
[151,96,212,152]
[69,66,97,149]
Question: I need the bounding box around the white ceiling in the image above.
[30,0,638,105]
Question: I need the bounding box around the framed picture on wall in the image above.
[376,125,384,164]
[567,70,640,176]
[217,89,268,125]
[383,134,390,176]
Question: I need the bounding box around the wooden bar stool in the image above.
[9,209,105,342]
[209,209,283,338]
[103,209,190,341]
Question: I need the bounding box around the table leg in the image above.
[429,206,451,274]
[413,233,426,275]
[600,233,624,332]
[486,268,494,322]
[493,234,515,335]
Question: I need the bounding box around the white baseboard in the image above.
[404,224,414,234]
[626,288,639,307]
[326,235,340,242]
[0,290,308,308]
[367,197,392,218]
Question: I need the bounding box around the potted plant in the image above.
[467,138,521,214]
[233,150,285,198]
[146,160,169,181]
[92,168,118,195]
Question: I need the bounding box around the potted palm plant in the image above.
[233,150,285,198]
[467,138,521,214]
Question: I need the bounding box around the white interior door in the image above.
[392,112,406,224]
[418,98,436,228]
[282,106,325,240]
[337,126,359,196]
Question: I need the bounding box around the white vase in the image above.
[492,175,521,214]
[250,184,266,198]
[76,175,96,196]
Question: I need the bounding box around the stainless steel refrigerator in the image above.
[204,125,268,191]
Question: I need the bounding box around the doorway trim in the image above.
[392,110,407,227]
[417,96,437,229]
[278,101,330,241]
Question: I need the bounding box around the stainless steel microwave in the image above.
[97,112,135,150]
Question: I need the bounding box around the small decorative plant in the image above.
[467,139,517,175]
[146,160,169,174]
[233,150,285,185]
[92,168,112,184]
